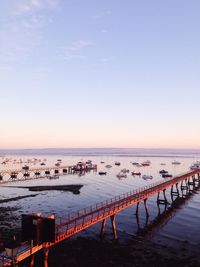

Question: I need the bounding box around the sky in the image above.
[0,0,200,149]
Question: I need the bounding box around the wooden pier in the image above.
[0,169,199,266]
[0,163,97,184]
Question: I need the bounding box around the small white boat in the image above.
[131,162,139,165]
[190,161,200,170]
[48,175,59,179]
[142,175,153,180]
[116,172,127,178]
[105,165,112,168]
[121,168,129,173]
[172,160,181,165]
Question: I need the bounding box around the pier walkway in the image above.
[0,169,199,266]
[0,164,97,184]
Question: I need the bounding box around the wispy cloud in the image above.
[92,11,111,20]
[21,15,53,29]
[65,40,94,52]
[13,0,60,15]
[0,0,59,67]
[100,57,111,63]
[59,40,94,60]
[101,29,108,34]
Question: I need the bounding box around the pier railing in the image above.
[56,169,197,233]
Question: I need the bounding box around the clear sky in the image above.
[0,0,200,149]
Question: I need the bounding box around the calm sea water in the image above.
[1,148,200,249]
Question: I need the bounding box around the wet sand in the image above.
[0,194,38,204]
[20,237,200,267]
[1,184,84,194]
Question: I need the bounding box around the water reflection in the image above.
[135,183,200,240]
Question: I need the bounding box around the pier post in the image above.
[192,176,195,188]
[157,190,168,205]
[43,247,49,267]
[157,192,160,203]
[181,179,188,194]
[110,215,117,240]
[157,201,161,215]
[136,213,140,231]
[30,254,35,267]
[171,183,179,200]
[188,177,194,192]
[144,199,149,217]
[163,189,167,203]
[176,183,180,197]
[100,219,107,239]
[135,202,140,216]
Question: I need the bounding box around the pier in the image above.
[0,169,199,266]
[0,163,97,184]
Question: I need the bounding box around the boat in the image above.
[141,161,150,166]
[136,164,143,167]
[131,162,139,165]
[55,163,60,167]
[115,161,121,166]
[86,160,92,164]
[131,172,141,176]
[162,174,173,178]
[172,160,181,165]
[48,175,59,179]
[101,161,105,164]
[116,172,127,178]
[142,175,153,180]
[99,171,107,175]
[22,165,29,170]
[159,169,168,174]
[190,161,200,170]
[160,163,166,166]
[105,165,112,168]
[121,168,129,173]
[40,162,46,166]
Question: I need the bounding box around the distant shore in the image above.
[0,147,200,158]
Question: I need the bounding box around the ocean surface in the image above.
[1,148,200,250]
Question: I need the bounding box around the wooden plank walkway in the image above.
[0,169,199,266]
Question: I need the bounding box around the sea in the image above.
[1,148,200,251]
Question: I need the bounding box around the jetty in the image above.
[0,163,97,184]
[0,169,199,266]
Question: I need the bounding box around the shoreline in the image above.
[20,236,200,267]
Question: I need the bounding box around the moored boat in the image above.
[142,174,153,180]
[141,161,150,166]
[131,171,141,176]
[172,160,181,165]
[162,174,173,178]
[99,171,107,175]
[116,172,127,178]
[121,168,129,173]
[105,165,112,168]
[159,169,168,174]
[190,161,200,170]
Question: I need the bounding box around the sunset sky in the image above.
[0,0,200,149]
